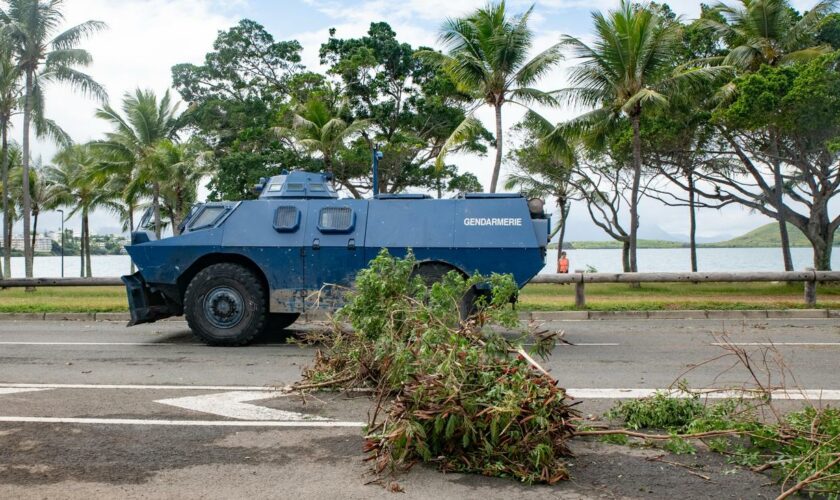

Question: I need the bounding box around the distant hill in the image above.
[701,223,839,248]
[561,223,839,250]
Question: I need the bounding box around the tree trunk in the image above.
[688,174,698,272]
[84,213,92,278]
[489,103,503,193]
[79,215,86,278]
[622,240,631,272]
[769,133,794,271]
[153,182,161,239]
[21,71,33,278]
[557,202,569,254]
[128,206,135,274]
[1,122,10,278]
[30,210,38,261]
[629,112,643,274]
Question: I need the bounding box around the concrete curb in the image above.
[0,309,835,323]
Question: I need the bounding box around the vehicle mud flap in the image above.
[121,272,174,326]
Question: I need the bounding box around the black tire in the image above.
[184,263,267,346]
[412,262,460,287]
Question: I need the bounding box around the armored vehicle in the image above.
[122,169,549,346]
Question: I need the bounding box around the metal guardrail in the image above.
[530,269,840,307]
[3,270,839,307]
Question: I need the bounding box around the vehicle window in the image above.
[267,183,283,192]
[189,206,226,230]
[309,183,325,192]
[286,183,304,191]
[318,207,354,233]
[273,206,300,232]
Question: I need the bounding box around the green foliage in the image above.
[301,250,578,484]
[606,393,840,496]
[606,391,705,432]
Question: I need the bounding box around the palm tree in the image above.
[0,0,106,278]
[26,159,57,255]
[276,96,369,192]
[706,0,836,70]
[154,139,210,235]
[556,0,719,272]
[47,144,114,277]
[420,1,562,193]
[504,112,575,255]
[95,89,181,239]
[0,38,21,278]
[704,0,835,271]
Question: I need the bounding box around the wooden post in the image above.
[804,267,816,307]
[574,269,586,308]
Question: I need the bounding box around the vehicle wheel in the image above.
[412,262,459,287]
[184,263,267,346]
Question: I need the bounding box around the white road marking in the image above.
[711,342,840,347]
[156,391,329,421]
[0,341,297,347]
[522,343,621,347]
[0,416,364,427]
[0,388,50,396]
[0,383,281,391]
[567,388,840,400]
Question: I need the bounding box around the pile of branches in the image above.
[297,250,579,484]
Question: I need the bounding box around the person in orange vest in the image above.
[557,251,569,274]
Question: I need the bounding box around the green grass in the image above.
[1,282,838,313]
[518,282,840,311]
[0,286,128,313]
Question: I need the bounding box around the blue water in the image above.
[2,246,835,278]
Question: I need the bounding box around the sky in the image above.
[15,0,826,241]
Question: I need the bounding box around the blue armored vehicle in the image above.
[122,169,549,346]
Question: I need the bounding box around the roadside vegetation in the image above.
[581,340,840,498]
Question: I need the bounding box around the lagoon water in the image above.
[3,247,835,278]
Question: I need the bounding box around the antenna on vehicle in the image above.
[372,144,383,197]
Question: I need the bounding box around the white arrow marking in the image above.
[156,391,330,421]
[0,388,50,396]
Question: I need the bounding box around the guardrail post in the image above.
[804,267,817,307]
[574,269,586,308]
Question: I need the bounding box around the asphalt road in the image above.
[0,318,838,499]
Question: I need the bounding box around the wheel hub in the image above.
[204,287,245,329]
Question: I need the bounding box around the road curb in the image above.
[0,309,837,323]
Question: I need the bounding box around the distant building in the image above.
[11,237,53,253]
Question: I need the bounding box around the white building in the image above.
[11,237,53,253]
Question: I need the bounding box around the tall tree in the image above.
[0,0,105,278]
[0,37,20,278]
[172,20,309,201]
[154,139,210,235]
[95,89,181,238]
[696,54,840,270]
[556,0,718,272]
[704,0,836,270]
[422,2,561,192]
[47,144,114,277]
[505,112,575,256]
[321,22,490,195]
